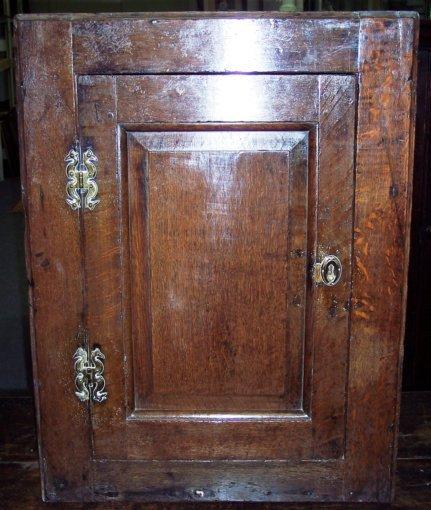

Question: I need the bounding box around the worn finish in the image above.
[73,15,359,75]
[2,393,431,508]
[15,11,418,504]
[79,73,355,468]
[116,75,320,123]
[345,16,418,502]
[14,20,92,501]
[129,130,309,412]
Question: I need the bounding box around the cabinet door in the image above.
[76,73,355,492]
[17,14,418,503]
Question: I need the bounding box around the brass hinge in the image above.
[73,330,107,404]
[65,141,100,211]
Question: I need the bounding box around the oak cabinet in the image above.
[15,11,418,503]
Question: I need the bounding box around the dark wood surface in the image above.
[15,12,418,503]
[129,132,309,412]
[78,73,355,470]
[15,19,93,502]
[345,15,418,502]
[72,15,359,74]
[1,393,430,509]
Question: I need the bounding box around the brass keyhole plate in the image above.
[314,255,342,287]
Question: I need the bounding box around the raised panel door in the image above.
[76,74,356,465]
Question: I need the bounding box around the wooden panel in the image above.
[77,75,127,461]
[92,459,343,502]
[71,14,359,75]
[117,75,319,124]
[345,16,418,501]
[311,74,356,458]
[125,418,312,461]
[127,131,309,413]
[14,21,91,501]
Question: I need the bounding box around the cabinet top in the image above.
[15,10,419,23]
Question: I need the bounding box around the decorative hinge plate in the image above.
[73,335,107,404]
[65,141,100,211]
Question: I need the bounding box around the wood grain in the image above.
[72,15,359,75]
[3,393,431,508]
[129,131,308,411]
[77,75,127,461]
[117,74,354,465]
[92,459,343,502]
[116,75,319,124]
[14,20,91,501]
[345,15,419,501]
[311,74,356,459]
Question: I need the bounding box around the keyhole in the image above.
[317,255,342,286]
[326,263,336,284]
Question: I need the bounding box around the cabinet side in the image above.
[345,14,419,502]
[14,18,92,502]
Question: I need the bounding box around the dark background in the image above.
[0,0,430,395]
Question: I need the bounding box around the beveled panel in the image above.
[127,130,310,414]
